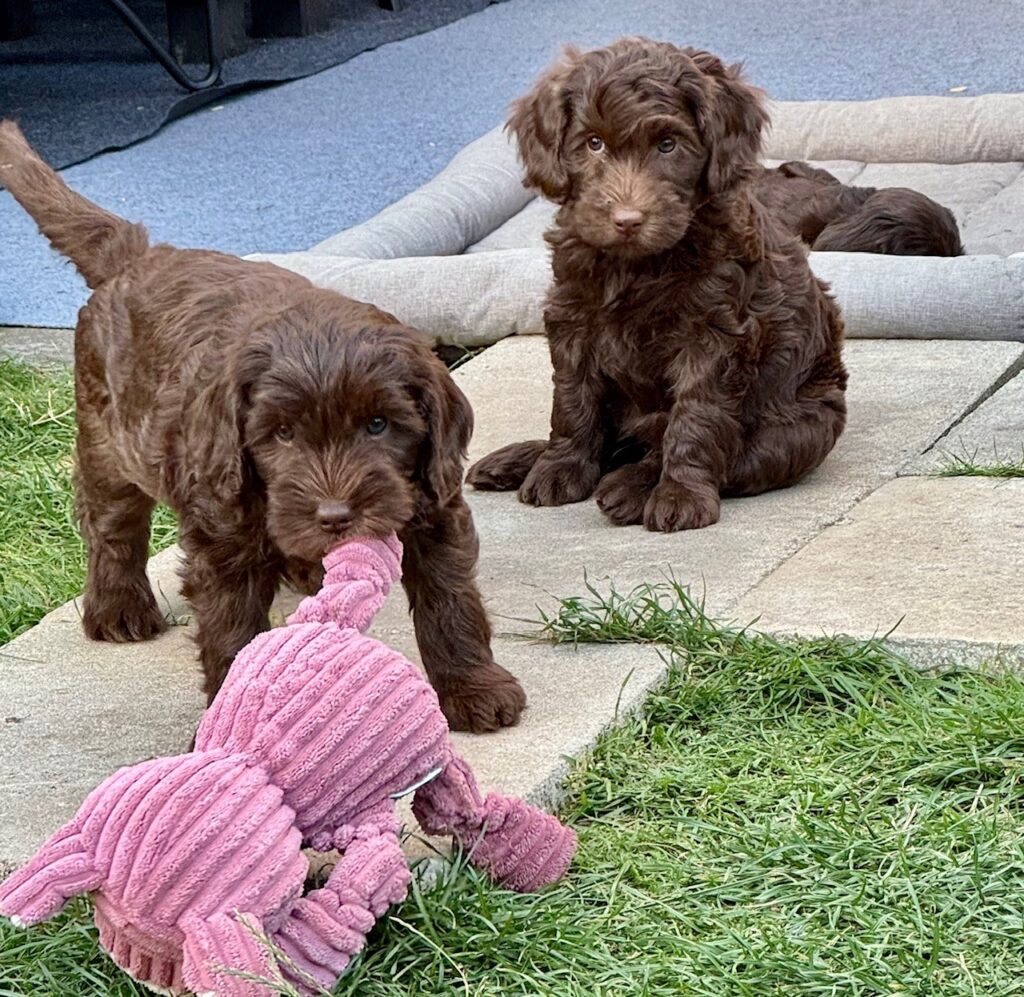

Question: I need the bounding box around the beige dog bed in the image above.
[249,94,1024,346]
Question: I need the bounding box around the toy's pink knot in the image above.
[411,756,577,893]
[478,793,514,833]
[323,534,402,587]
[308,824,356,853]
[287,534,403,631]
[308,830,332,853]
[463,794,578,893]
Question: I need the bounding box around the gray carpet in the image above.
[2,0,1022,327]
[0,0,500,169]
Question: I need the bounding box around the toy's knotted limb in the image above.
[0,817,101,925]
[287,535,403,633]
[180,819,409,997]
[272,824,411,994]
[412,755,578,893]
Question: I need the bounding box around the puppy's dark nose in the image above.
[317,501,353,534]
[613,208,645,236]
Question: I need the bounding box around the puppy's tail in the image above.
[0,120,148,288]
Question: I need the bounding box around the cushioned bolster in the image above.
[764,94,1024,164]
[249,249,1024,345]
[310,126,532,260]
[248,249,549,346]
[811,252,1024,341]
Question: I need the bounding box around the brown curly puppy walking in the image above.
[0,121,524,732]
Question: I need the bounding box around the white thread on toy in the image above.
[389,766,443,799]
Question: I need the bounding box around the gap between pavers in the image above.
[1,335,1021,874]
[731,476,1024,668]
[903,366,1024,474]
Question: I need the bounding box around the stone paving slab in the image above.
[731,476,1024,668]
[904,367,1024,473]
[455,337,1023,622]
[1,335,1021,874]
[0,326,74,366]
[0,544,665,875]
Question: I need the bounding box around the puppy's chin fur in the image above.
[270,523,391,564]
[579,222,692,258]
[557,203,695,259]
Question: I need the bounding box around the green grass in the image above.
[934,448,1024,479]
[5,579,1024,995]
[0,360,177,646]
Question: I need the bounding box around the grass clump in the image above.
[934,446,1024,479]
[6,579,1024,995]
[0,360,176,646]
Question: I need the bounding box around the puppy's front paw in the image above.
[643,481,721,533]
[467,440,548,492]
[595,463,660,526]
[436,661,526,733]
[518,455,600,507]
[83,584,168,642]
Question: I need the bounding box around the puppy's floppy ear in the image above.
[507,46,582,202]
[691,52,769,196]
[177,335,272,505]
[416,355,474,505]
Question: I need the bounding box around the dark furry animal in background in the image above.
[755,160,964,256]
[468,38,847,532]
[0,121,525,733]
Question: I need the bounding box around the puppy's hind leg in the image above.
[466,439,547,491]
[76,421,166,643]
[724,390,846,497]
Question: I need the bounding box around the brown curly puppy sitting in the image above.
[468,38,848,532]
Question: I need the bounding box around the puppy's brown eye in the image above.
[587,135,604,152]
[657,137,677,154]
[366,416,388,436]
[275,425,294,442]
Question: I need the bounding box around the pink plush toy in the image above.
[0,535,576,996]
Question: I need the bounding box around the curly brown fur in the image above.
[755,160,964,256]
[0,121,524,732]
[467,38,847,531]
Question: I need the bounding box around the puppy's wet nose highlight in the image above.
[317,501,353,534]
[613,208,645,235]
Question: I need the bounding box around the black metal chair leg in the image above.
[378,0,403,10]
[103,0,223,91]
[251,0,330,37]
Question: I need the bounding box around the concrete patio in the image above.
[2,334,1023,875]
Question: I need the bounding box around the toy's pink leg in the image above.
[412,755,577,892]
[0,818,101,925]
[180,910,276,997]
[271,807,411,993]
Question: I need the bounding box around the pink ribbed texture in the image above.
[0,535,576,995]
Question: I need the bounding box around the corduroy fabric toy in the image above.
[0,535,576,996]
